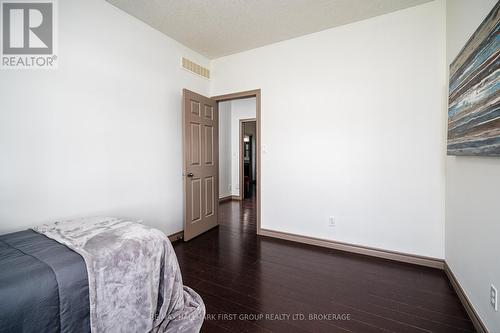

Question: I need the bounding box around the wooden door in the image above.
[182,89,219,241]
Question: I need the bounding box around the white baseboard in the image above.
[259,228,444,269]
[444,263,488,333]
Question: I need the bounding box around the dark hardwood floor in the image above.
[173,194,474,333]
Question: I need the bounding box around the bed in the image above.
[0,217,204,333]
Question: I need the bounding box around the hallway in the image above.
[173,197,473,333]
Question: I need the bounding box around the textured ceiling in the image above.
[105,0,432,59]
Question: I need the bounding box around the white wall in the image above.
[211,1,447,258]
[230,98,256,196]
[218,101,232,198]
[445,0,500,331]
[0,0,210,235]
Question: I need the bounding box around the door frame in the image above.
[211,89,262,235]
[239,118,257,200]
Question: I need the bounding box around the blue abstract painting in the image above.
[448,1,500,156]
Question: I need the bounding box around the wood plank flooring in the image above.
[173,195,474,333]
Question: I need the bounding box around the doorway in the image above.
[217,96,258,201]
[240,119,257,200]
[212,90,261,234]
[182,89,261,241]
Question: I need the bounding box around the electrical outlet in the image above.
[491,285,498,311]
[328,216,335,228]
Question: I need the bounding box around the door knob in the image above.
[187,173,194,178]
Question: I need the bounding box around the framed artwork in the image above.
[447,2,499,156]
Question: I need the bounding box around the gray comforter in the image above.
[0,230,90,333]
[33,217,204,333]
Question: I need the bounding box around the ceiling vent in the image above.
[181,57,210,79]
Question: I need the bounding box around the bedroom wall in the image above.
[211,1,447,258]
[0,0,210,235]
[445,0,500,331]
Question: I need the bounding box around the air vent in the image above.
[181,57,210,79]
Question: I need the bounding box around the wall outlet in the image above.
[491,285,498,311]
[328,216,336,228]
